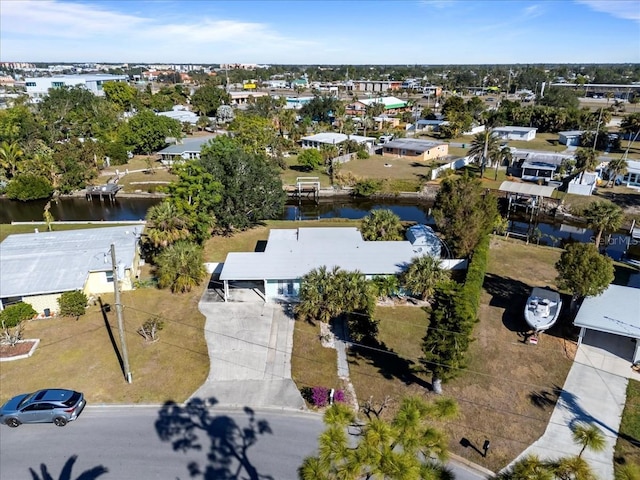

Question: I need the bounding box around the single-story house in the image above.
[300,133,376,151]
[229,91,269,105]
[372,115,401,129]
[346,96,408,116]
[415,119,447,132]
[493,126,537,142]
[574,283,640,365]
[218,227,466,302]
[513,152,571,183]
[382,138,448,161]
[558,130,584,147]
[158,135,217,165]
[618,160,640,188]
[157,106,199,125]
[0,226,142,316]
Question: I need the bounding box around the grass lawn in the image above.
[0,285,209,405]
[117,168,177,194]
[345,236,574,471]
[614,380,640,473]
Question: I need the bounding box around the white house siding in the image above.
[265,279,300,302]
[22,293,62,316]
[83,269,134,296]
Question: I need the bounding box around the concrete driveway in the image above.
[191,284,305,410]
[508,330,638,480]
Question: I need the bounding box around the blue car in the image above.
[1,389,86,427]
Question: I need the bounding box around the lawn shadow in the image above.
[348,339,431,390]
[29,455,107,480]
[155,397,274,480]
[410,162,430,168]
[97,297,125,377]
[482,273,531,333]
[528,384,563,410]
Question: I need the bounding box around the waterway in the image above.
[0,196,634,260]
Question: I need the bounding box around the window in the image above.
[106,271,114,283]
[52,82,64,88]
[26,82,36,87]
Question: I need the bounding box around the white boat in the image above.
[524,288,562,332]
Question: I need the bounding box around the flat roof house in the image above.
[24,74,129,99]
[558,130,584,147]
[382,138,448,161]
[346,96,408,116]
[218,227,466,302]
[300,133,376,150]
[493,126,537,142]
[619,160,640,189]
[157,106,200,125]
[0,226,142,316]
[158,135,217,165]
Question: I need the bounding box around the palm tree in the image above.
[0,141,24,178]
[360,209,404,241]
[552,455,596,480]
[468,130,500,177]
[295,266,343,324]
[606,157,628,187]
[583,201,625,248]
[401,255,450,301]
[574,148,598,184]
[156,241,207,293]
[495,455,554,480]
[571,423,606,458]
[145,201,191,249]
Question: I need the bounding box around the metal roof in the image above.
[157,135,216,155]
[494,126,537,133]
[0,226,141,299]
[359,96,407,109]
[219,227,463,281]
[499,181,557,198]
[383,138,446,153]
[573,284,640,339]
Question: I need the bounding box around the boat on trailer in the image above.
[524,288,562,332]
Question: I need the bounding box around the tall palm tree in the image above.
[401,255,450,301]
[360,209,403,241]
[156,241,207,293]
[145,201,191,249]
[606,157,628,187]
[571,423,606,458]
[574,148,598,184]
[583,201,625,248]
[0,141,24,178]
[296,266,343,324]
[468,130,500,177]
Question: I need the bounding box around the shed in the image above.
[558,130,584,147]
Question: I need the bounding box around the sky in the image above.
[1,0,639,65]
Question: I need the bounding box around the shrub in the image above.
[333,389,346,403]
[352,179,382,197]
[5,174,53,201]
[312,386,329,407]
[357,150,369,159]
[138,315,164,342]
[0,302,36,328]
[58,290,88,317]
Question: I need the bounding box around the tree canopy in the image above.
[555,243,614,302]
[190,82,231,117]
[360,209,403,241]
[120,109,182,155]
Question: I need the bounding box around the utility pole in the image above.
[111,244,132,383]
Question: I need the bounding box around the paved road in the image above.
[0,406,487,480]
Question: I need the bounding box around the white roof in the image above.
[220,227,453,281]
[494,126,537,133]
[158,135,216,155]
[301,133,375,145]
[359,96,407,108]
[0,226,141,298]
[499,181,557,198]
[574,284,640,339]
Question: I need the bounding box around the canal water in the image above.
[0,196,633,260]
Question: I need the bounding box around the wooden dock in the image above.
[86,184,122,202]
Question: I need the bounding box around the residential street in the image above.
[0,406,488,479]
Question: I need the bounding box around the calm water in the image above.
[0,196,632,259]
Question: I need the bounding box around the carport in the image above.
[574,284,640,365]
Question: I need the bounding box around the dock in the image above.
[285,177,320,201]
[85,184,122,202]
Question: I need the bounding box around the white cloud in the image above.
[577,0,640,21]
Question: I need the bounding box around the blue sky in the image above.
[1,0,639,64]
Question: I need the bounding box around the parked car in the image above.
[0,389,86,427]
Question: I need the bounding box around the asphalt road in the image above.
[0,406,487,480]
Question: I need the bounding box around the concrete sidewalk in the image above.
[508,330,637,479]
[191,297,305,410]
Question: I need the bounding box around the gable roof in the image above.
[0,226,141,298]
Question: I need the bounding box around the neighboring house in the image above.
[415,119,447,132]
[350,80,403,93]
[229,90,268,105]
[493,126,537,141]
[218,227,466,302]
[0,226,142,316]
[372,115,401,129]
[558,130,584,147]
[157,106,200,125]
[382,138,448,161]
[346,96,408,116]
[285,96,314,109]
[24,74,129,99]
[513,151,571,183]
[574,282,640,365]
[300,132,376,151]
[567,171,599,196]
[158,135,216,165]
[619,160,640,188]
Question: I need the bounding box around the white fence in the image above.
[430,156,473,180]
